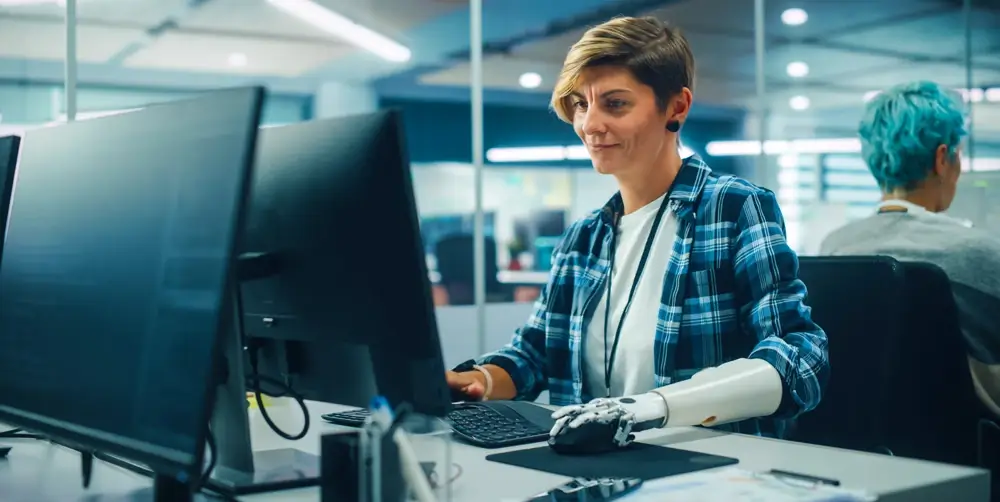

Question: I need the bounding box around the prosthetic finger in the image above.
[551,403,587,420]
[549,413,577,437]
[566,409,606,429]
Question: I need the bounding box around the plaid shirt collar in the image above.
[597,155,714,225]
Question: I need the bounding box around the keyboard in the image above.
[321,401,554,449]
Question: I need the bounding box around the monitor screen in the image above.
[0,88,262,476]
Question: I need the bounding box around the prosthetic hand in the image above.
[548,358,784,453]
[548,393,667,453]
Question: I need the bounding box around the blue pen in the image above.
[368,395,394,431]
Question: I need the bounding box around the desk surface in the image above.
[2,401,990,502]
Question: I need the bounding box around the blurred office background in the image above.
[1,0,999,366]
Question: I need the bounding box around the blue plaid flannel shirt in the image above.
[477,155,830,435]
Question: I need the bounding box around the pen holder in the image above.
[392,412,454,502]
[321,412,453,502]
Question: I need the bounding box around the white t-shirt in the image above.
[584,193,678,398]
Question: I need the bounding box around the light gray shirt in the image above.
[819,212,1000,365]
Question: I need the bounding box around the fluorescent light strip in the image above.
[486,144,695,163]
[486,146,565,163]
[266,0,410,62]
[705,138,861,156]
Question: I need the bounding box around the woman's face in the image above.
[570,66,690,177]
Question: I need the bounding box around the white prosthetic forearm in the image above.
[648,358,783,427]
[549,358,785,447]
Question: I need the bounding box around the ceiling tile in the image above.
[0,18,142,62]
[418,55,560,91]
[123,31,350,77]
[823,9,1000,59]
[180,0,343,40]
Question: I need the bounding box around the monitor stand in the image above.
[201,292,319,496]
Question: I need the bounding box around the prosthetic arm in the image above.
[549,358,784,449]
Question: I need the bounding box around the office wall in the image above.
[313,81,378,119]
[382,97,747,177]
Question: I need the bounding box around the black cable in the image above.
[236,284,310,442]
[246,370,310,441]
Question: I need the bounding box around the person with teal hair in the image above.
[821,80,1000,416]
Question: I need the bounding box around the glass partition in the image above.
[762,1,971,253]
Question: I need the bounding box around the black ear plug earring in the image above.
[666,121,680,132]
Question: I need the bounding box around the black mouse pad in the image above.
[485,443,737,480]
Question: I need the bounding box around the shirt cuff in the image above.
[748,347,803,417]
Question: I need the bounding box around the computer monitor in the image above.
[532,209,566,238]
[0,136,20,454]
[0,135,21,248]
[205,110,453,496]
[0,87,264,502]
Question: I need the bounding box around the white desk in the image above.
[1,401,990,501]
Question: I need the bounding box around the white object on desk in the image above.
[623,466,877,502]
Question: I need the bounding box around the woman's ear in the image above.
[670,88,693,124]
[933,144,951,178]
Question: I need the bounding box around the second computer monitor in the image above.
[239,110,452,418]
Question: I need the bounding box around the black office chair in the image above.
[792,256,907,454]
[434,233,511,305]
[887,261,988,468]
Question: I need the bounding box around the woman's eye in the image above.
[572,101,588,111]
[607,99,626,109]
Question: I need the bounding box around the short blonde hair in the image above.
[551,16,695,123]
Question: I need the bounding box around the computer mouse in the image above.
[547,420,632,455]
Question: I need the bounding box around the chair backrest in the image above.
[888,261,983,466]
[793,256,906,454]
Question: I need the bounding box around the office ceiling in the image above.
[418,0,1000,136]
[0,0,998,137]
[0,0,454,76]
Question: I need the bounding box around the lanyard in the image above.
[603,194,672,397]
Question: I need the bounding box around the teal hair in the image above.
[858,80,967,192]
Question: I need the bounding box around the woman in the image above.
[821,80,1000,416]
[448,16,829,444]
